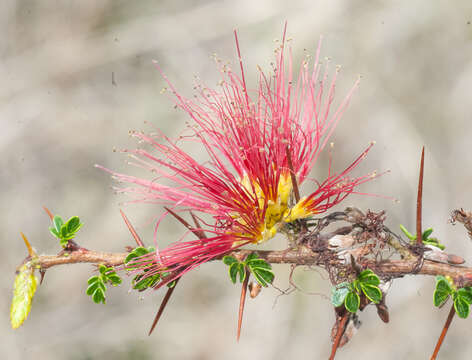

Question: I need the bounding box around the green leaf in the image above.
[229,262,239,284]
[422,228,433,240]
[66,216,82,234]
[10,263,38,329]
[86,281,105,295]
[331,286,350,307]
[246,259,272,270]
[361,284,382,304]
[399,224,415,240]
[53,215,64,233]
[88,276,100,284]
[245,252,259,262]
[353,280,361,293]
[424,238,445,250]
[237,263,246,283]
[251,268,274,287]
[344,291,360,313]
[358,269,380,286]
[125,247,154,268]
[107,274,122,286]
[133,274,160,290]
[457,288,472,305]
[434,290,450,308]
[60,225,69,239]
[49,227,60,238]
[434,276,453,307]
[454,296,470,319]
[222,255,238,266]
[166,280,176,288]
[99,265,107,274]
[92,288,106,304]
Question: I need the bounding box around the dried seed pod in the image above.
[376,302,390,323]
[447,254,465,265]
[248,281,262,298]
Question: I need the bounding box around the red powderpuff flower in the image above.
[100,25,377,287]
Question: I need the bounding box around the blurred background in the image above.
[2,1,472,359]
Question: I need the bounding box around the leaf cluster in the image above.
[400,224,444,250]
[434,276,472,318]
[124,246,160,291]
[86,265,122,304]
[331,269,383,313]
[223,253,274,287]
[49,215,83,248]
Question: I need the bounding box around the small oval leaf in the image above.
[229,262,239,284]
[66,216,81,233]
[53,215,64,233]
[434,289,450,307]
[454,297,470,319]
[245,253,259,262]
[344,291,360,313]
[222,255,238,266]
[422,228,433,240]
[92,288,105,304]
[246,259,272,270]
[237,264,246,283]
[252,268,274,287]
[331,286,349,307]
[457,288,472,305]
[361,284,382,304]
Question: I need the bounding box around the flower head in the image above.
[101,25,377,287]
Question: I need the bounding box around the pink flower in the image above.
[100,25,377,287]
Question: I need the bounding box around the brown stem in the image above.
[416,147,425,244]
[329,312,349,360]
[237,267,250,342]
[148,278,180,335]
[26,249,472,285]
[430,304,456,360]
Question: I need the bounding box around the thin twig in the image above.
[430,304,456,360]
[28,249,472,283]
[416,147,425,244]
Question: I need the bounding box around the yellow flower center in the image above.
[235,171,293,243]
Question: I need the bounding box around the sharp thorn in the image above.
[119,209,144,247]
[237,268,250,342]
[285,145,300,202]
[189,211,207,239]
[148,278,180,335]
[43,206,54,221]
[416,146,425,244]
[20,232,37,258]
[164,207,205,240]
